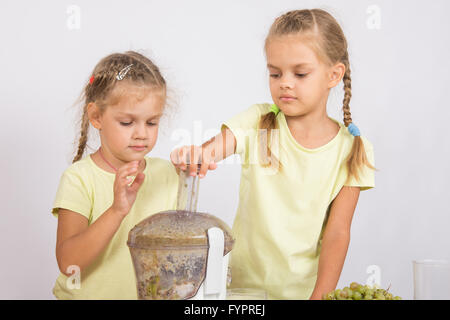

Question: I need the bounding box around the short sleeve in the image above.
[51,168,92,220]
[221,104,268,157]
[344,137,375,191]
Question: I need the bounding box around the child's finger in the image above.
[178,147,188,171]
[121,165,138,179]
[116,164,138,186]
[128,172,145,192]
[170,149,180,166]
[199,151,213,178]
[198,162,209,178]
[188,146,201,176]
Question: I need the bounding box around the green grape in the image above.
[356,285,366,294]
[338,289,348,299]
[376,289,385,296]
[345,287,354,297]
[352,291,362,300]
[365,288,375,296]
[350,282,360,290]
[323,292,334,300]
[375,293,386,300]
[329,282,401,301]
[334,289,341,299]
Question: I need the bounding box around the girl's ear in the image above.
[328,62,346,89]
[87,102,102,130]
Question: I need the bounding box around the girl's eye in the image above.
[270,74,280,78]
[296,74,307,78]
[119,122,158,126]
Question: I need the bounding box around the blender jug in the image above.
[127,168,234,300]
[413,259,450,300]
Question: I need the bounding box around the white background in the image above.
[1,0,449,299]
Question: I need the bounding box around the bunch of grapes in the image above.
[322,282,402,300]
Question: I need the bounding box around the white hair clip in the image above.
[116,64,133,80]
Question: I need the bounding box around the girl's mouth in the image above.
[280,96,297,102]
[130,146,146,151]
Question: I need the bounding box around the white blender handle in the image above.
[204,227,224,296]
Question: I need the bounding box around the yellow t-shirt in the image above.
[222,103,375,300]
[51,155,179,300]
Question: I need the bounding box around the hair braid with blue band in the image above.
[347,123,360,137]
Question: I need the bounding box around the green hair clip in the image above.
[270,104,280,116]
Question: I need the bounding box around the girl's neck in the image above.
[283,106,341,150]
[285,110,337,139]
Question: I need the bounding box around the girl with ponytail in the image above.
[171,9,376,299]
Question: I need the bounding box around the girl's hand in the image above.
[170,145,217,178]
[111,160,145,218]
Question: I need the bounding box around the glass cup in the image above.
[413,259,450,300]
[226,288,267,300]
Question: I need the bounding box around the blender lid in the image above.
[127,210,234,255]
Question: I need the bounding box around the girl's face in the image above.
[89,85,166,164]
[266,35,343,117]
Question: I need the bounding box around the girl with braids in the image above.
[51,51,178,299]
[171,9,376,299]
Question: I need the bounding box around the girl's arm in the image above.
[309,186,361,300]
[56,160,145,277]
[56,207,125,276]
[170,127,236,177]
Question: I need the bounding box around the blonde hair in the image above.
[72,51,166,163]
[260,9,376,182]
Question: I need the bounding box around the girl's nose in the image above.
[280,76,294,90]
[280,82,293,90]
[132,123,147,139]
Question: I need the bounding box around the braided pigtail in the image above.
[72,104,91,163]
[258,107,281,171]
[342,62,376,182]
